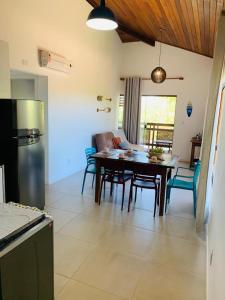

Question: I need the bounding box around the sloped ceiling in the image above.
[87,0,225,57]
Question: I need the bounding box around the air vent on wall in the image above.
[38,49,72,73]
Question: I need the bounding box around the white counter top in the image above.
[0,202,45,241]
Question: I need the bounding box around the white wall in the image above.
[120,42,212,161]
[207,78,225,299]
[11,79,35,99]
[0,41,10,98]
[0,0,122,183]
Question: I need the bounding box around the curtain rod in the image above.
[120,77,184,81]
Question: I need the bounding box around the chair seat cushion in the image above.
[133,179,157,189]
[167,178,193,190]
[105,174,132,183]
[87,165,104,175]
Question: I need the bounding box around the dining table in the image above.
[91,149,178,216]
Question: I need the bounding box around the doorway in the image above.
[140,95,177,150]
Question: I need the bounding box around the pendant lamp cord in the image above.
[100,0,105,6]
[159,29,163,67]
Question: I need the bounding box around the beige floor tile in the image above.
[54,233,96,278]
[45,207,78,232]
[99,224,156,258]
[45,188,67,207]
[56,280,126,300]
[73,248,145,299]
[58,214,112,244]
[166,189,195,219]
[146,234,206,276]
[55,274,69,296]
[157,215,203,244]
[48,193,94,214]
[124,209,160,231]
[45,163,206,299]
[81,201,130,225]
[81,200,160,233]
[133,263,205,300]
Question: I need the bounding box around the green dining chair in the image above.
[165,161,201,217]
[81,147,97,194]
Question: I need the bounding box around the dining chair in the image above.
[165,160,201,216]
[128,174,160,217]
[81,147,98,194]
[99,169,133,210]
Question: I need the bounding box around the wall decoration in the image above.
[187,102,193,117]
[97,107,111,113]
[97,95,112,102]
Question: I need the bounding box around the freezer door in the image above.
[18,136,45,209]
[15,99,45,135]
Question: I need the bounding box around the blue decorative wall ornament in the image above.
[186,102,193,117]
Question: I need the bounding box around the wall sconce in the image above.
[97,95,112,102]
[97,107,111,113]
[186,102,193,117]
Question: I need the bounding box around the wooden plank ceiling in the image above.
[86,0,225,57]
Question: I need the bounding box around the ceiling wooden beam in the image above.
[118,23,155,47]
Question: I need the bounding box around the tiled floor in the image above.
[45,167,206,300]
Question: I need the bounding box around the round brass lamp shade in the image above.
[151,67,167,83]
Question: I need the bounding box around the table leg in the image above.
[190,143,195,168]
[95,160,101,203]
[167,168,172,181]
[159,169,167,216]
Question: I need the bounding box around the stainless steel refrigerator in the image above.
[0,99,45,209]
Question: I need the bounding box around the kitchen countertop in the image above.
[0,202,45,242]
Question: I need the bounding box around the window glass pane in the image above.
[118,94,124,129]
[140,96,177,150]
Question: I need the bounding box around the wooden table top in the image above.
[92,149,178,169]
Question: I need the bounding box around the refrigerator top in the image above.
[0,203,46,250]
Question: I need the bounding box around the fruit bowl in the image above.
[148,147,163,160]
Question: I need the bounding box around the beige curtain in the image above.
[123,77,142,144]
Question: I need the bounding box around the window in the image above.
[140,95,177,149]
[117,95,177,150]
[118,94,124,129]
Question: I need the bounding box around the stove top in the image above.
[0,203,46,248]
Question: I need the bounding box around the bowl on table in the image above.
[148,147,164,160]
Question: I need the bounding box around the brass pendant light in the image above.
[151,29,166,83]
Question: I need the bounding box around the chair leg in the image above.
[92,174,95,188]
[110,182,114,196]
[165,186,171,213]
[121,183,125,211]
[193,189,197,217]
[153,189,157,217]
[99,176,105,205]
[81,170,87,195]
[103,180,106,198]
[134,187,138,204]
[128,184,133,212]
[157,184,160,206]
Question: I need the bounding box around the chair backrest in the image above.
[95,132,114,152]
[193,160,201,188]
[85,147,96,165]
